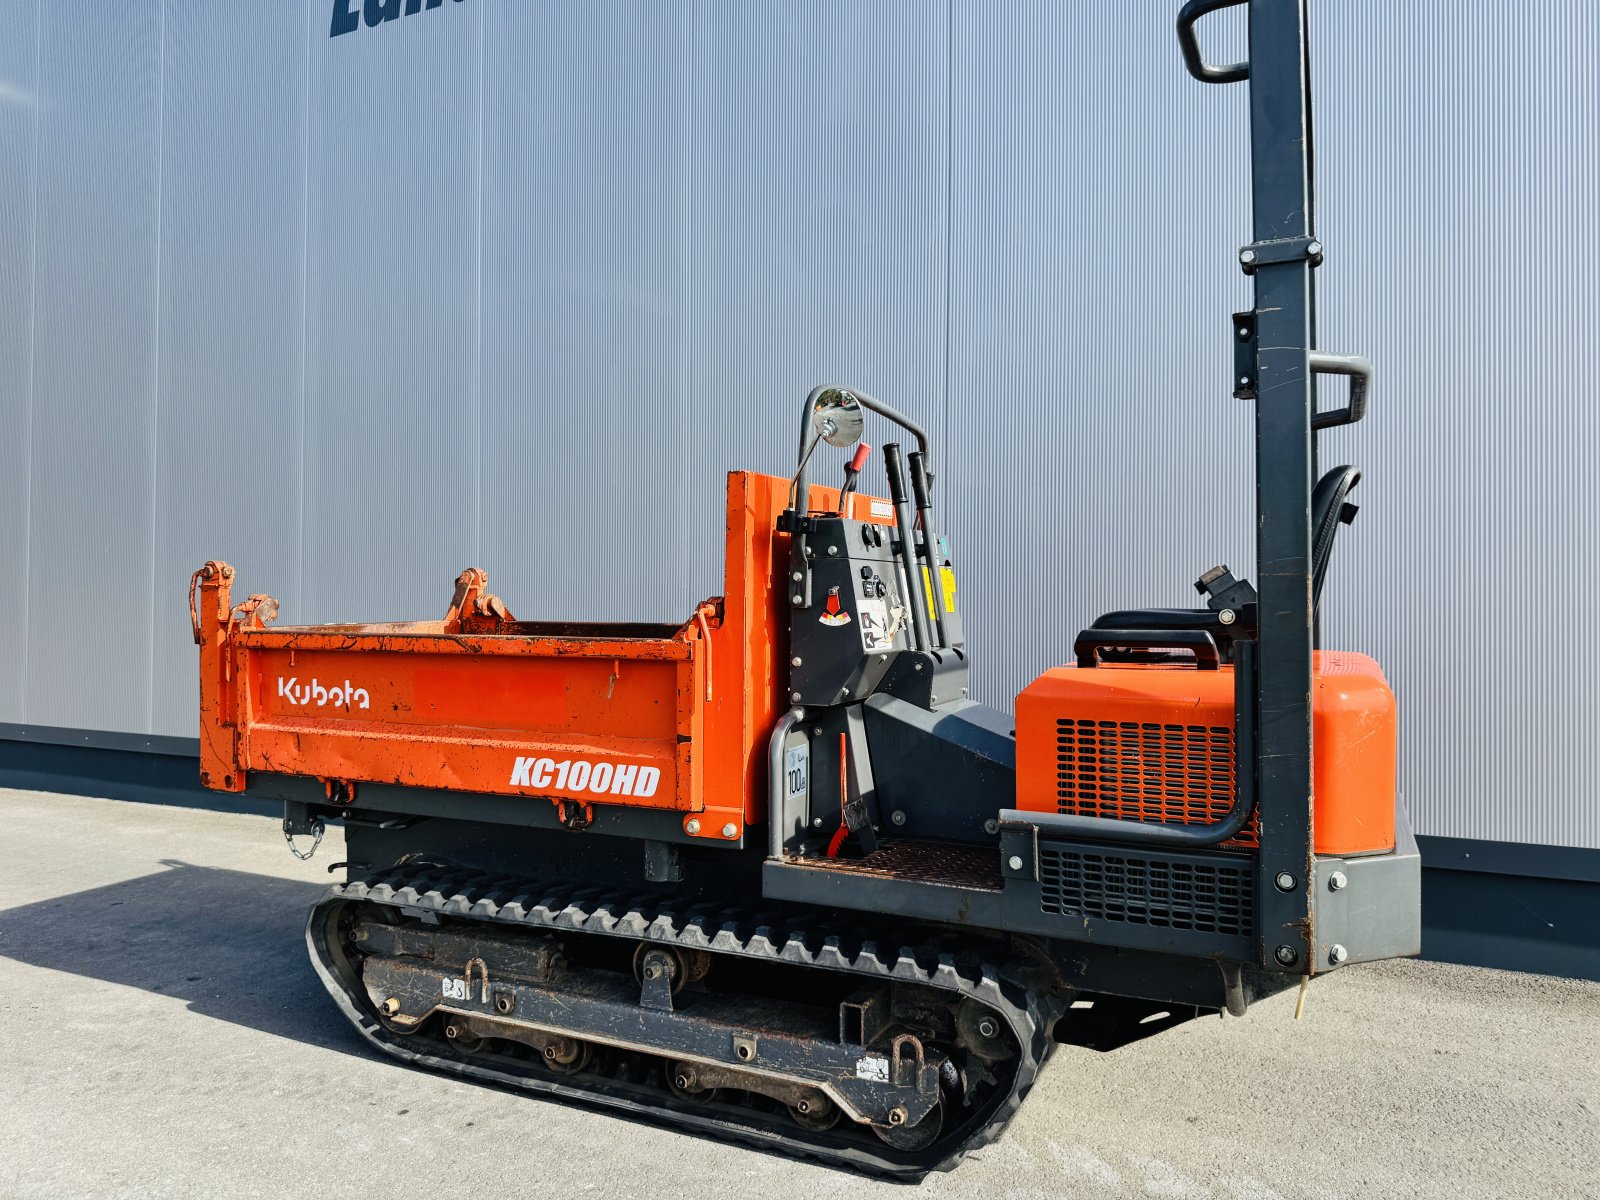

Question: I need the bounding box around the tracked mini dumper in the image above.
[191,1,1420,1178]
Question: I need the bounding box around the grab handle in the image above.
[1310,352,1372,430]
[1074,628,1222,671]
[1177,0,1250,84]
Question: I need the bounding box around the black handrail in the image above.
[1177,0,1250,84]
[1310,351,1372,430]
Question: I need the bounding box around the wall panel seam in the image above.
[19,0,43,722]
[940,0,954,476]
[296,0,312,617]
[472,0,484,564]
[144,0,169,735]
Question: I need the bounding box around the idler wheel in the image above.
[541,1036,592,1075]
[787,1092,841,1132]
[631,944,710,995]
[872,1100,943,1152]
[664,1062,722,1105]
[442,1020,486,1055]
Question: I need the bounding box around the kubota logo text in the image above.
[277,677,371,710]
[509,757,660,799]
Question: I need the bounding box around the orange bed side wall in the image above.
[195,470,887,843]
[699,469,892,837]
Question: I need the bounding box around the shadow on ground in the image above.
[0,861,365,1056]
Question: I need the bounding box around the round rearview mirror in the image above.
[812,389,865,449]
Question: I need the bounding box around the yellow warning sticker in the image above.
[921,567,959,620]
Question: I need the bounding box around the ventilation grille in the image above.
[1055,718,1257,848]
[1039,846,1253,937]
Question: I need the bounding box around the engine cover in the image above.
[1014,650,1396,857]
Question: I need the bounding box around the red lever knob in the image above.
[848,444,872,472]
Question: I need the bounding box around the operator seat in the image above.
[1087,465,1361,662]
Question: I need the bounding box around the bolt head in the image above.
[1274,944,1298,966]
[827,545,838,556]
[1239,248,1257,264]
[721,823,738,839]
[913,662,924,672]
[1218,608,1236,625]
[1238,375,1252,386]
[790,691,802,703]
[891,810,907,826]
[888,1107,907,1126]
[1329,870,1348,892]
[792,571,803,582]
[1329,943,1349,965]
[1275,871,1296,892]
[1237,326,1250,339]
[1307,240,1323,258]
[792,594,803,604]
[812,817,823,828]
[790,656,803,667]
[977,1018,999,1038]
[983,819,998,835]
[381,997,400,1016]
[1007,855,1024,871]
[685,819,701,835]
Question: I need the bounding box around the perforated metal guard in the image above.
[1054,718,1258,848]
[1038,845,1254,938]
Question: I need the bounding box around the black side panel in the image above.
[862,697,1015,842]
[342,817,764,898]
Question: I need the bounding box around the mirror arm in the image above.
[791,386,934,514]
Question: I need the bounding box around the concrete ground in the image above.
[0,789,1595,1200]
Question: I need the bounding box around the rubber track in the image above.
[308,864,1062,1179]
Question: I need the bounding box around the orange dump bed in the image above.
[193,471,887,845]
[1014,650,1397,857]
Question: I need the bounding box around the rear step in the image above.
[308,867,1061,1179]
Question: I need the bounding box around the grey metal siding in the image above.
[149,2,310,745]
[0,1,1595,849]
[24,2,163,734]
[482,2,695,619]
[0,0,38,725]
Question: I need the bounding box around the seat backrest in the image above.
[1311,465,1362,607]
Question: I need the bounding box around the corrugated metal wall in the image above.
[1,2,1595,849]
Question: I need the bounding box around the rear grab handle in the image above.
[1310,351,1373,431]
[1176,0,1250,84]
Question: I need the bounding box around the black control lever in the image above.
[907,450,948,650]
[883,444,933,653]
[835,443,872,516]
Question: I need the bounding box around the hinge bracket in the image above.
[1232,311,1257,399]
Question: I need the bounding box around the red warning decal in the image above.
[818,586,853,627]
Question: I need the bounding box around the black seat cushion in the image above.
[1085,465,1362,659]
